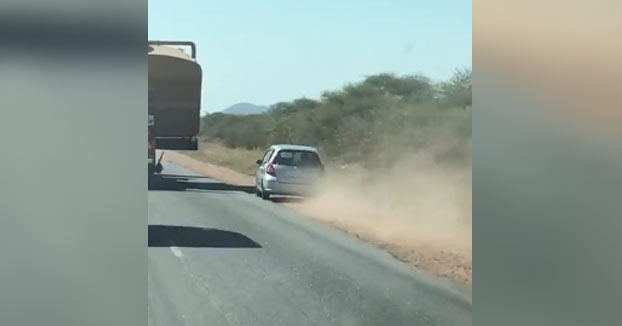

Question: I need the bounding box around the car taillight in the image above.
[267,163,276,176]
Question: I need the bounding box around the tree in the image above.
[198,70,472,167]
[441,68,472,108]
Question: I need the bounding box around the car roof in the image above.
[270,144,319,153]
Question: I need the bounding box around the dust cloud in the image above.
[292,146,472,286]
[164,144,473,286]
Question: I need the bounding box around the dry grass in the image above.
[179,141,263,176]
[161,149,255,186]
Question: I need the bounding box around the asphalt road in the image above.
[148,162,472,326]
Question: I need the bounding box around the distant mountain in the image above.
[221,102,268,115]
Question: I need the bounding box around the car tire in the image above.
[261,186,271,200]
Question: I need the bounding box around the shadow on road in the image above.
[149,174,256,194]
[149,174,310,204]
[270,197,306,204]
[148,225,262,248]
[158,174,212,179]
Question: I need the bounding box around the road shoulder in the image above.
[160,150,472,295]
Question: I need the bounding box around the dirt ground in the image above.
[160,149,472,290]
[162,150,255,185]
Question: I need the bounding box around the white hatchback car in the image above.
[255,144,324,200]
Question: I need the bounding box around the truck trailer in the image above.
[148,41,202,175]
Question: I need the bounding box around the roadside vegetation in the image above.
[185,69,473,286]
[199,69,471,170]
[184,142,263,176]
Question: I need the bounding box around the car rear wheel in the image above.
[260,185,271,200]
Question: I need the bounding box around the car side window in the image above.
[262,149,274,165]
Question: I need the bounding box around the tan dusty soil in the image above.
[160,150,472,289]
[161,150,255,185]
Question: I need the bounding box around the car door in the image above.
[257,148,274,185]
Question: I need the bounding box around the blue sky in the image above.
[148,0,471,113]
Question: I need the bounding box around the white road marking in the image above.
[170,246,184,258]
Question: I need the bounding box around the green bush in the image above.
[200,70,472,167]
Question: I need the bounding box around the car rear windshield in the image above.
[273,150,322,167]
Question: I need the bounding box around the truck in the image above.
[148,41,202,176]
